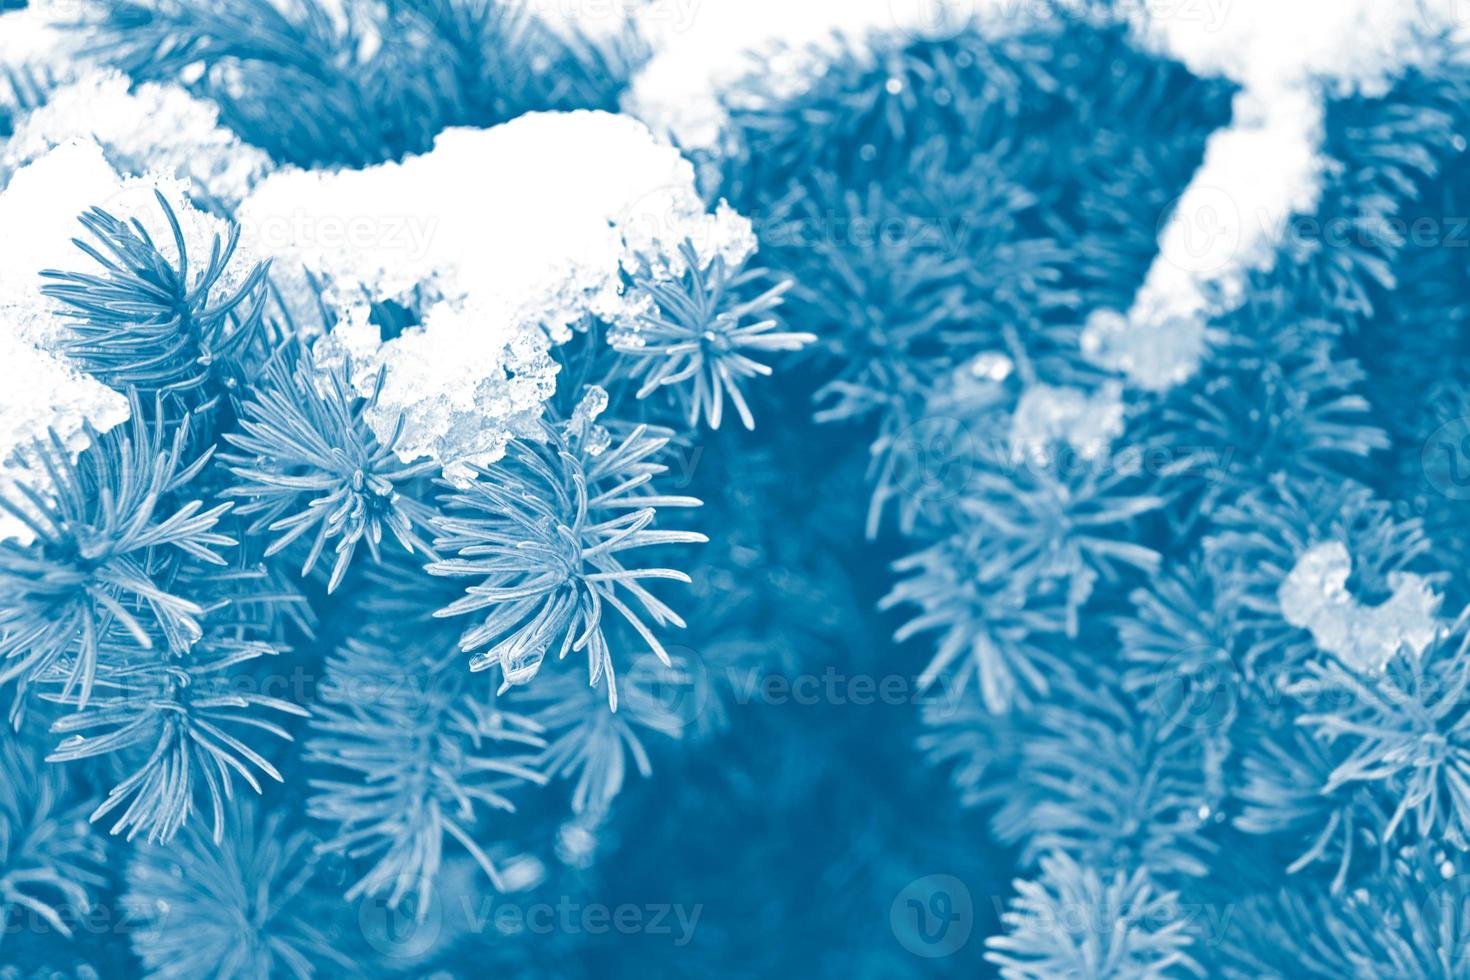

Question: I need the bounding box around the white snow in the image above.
[1009,381,1126,465]
[0,4,83,69]
[239,110,756,482]
[0,333,131,544]
[0,142,143,542]
[1081,306,1210,394]
[623,0,1022,154]
[1277,541,1443,674]
[1116,88,1324,388]
[3,70,273,206]
[1126,0,1464,100]
[0,141,130,342]
[0,139,253,543]
[604,0,1470,388]
[0,4,90,118]
[0,139,245,345]
[1106,0,1469,392]
[967,351,1015,383]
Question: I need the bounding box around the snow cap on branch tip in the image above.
[0,138,247,542]
[241,110,757,482]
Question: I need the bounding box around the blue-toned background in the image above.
[3,1,1470,977]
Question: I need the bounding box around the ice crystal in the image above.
[1277,541,1443,674]
[565,383,612,457]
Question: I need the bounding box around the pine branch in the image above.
[614,241,809,431]
[221,345,439,593]
[0,731,105,946]
[124,798,352,978]
[306,566,545,910]
[0,399,233,714]
[428,417,706,708]
[40,190,271,419]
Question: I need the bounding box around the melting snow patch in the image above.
[1009,382,1126,466]
[1277,541,1443,674]
[1105,0,1470,394]
[239,110,756,482]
